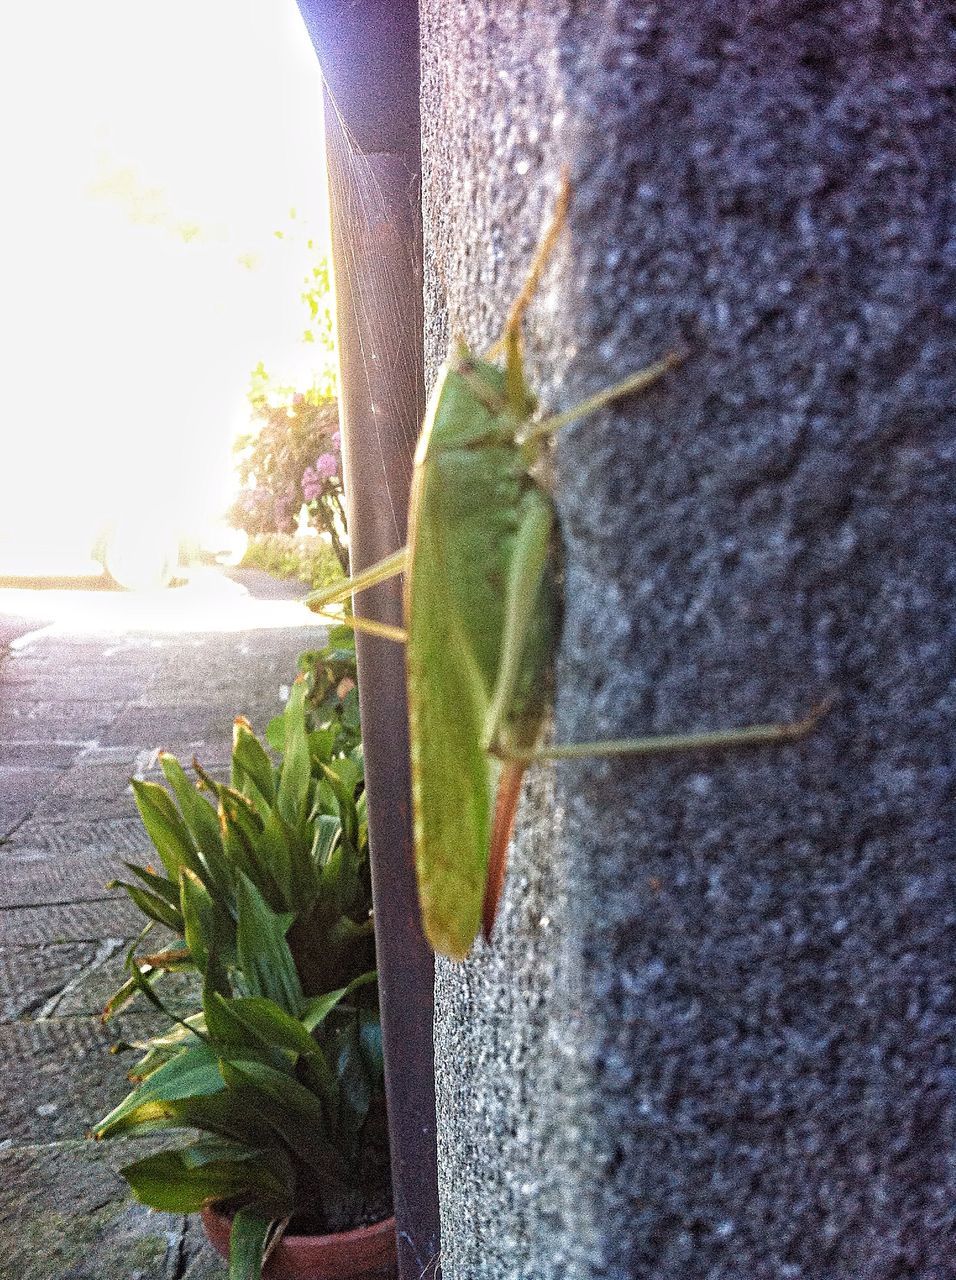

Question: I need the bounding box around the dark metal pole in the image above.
[293,6,439,1277]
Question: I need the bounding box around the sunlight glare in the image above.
[0,0,330,581]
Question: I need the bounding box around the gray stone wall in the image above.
[420,4,954,1277]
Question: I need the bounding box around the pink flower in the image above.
[301,466,321,502]
[331,430,341,450]
[315,452,338,479]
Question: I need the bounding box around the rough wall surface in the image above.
[419,4,954,1278]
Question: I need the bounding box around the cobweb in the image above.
[321,88,425,553]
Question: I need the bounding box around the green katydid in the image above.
[308,179,829,961]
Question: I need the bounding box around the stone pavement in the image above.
[0,567,325,1279]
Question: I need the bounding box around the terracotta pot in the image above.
[201,1205,398,1280]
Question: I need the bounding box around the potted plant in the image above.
[92,634,395,1279]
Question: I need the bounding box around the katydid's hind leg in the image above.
[502,173,571,344]
[479,497,556,943]
[497,698,835,766]
[482,701,831,944]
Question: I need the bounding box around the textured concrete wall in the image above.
[419,4,954,1277]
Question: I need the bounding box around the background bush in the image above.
[239,531,345,592]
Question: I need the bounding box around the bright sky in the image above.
[0,0,331,568]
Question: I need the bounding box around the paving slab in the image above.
[0,615,48,651]
[101,705,239,749]
[30,759,142,821]
[0,701,127,741]
[0,898,145,945]
[0,1140,220,1280]
[11,816,153,857]
[0,1014,161,1145]
[0,943,102,1022]
[53,959,202,1022]
[0,851,131,906]
[0,768,70,839]
[0,741,85,769]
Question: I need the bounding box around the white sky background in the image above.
[0,0,330,560]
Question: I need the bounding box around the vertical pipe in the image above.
[325,105,439,1277]
[292,4,439,1274]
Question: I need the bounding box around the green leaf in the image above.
[255,807,296,909]
[203,991,292,1074]
[219,786,265,844]
[358,1008,384,1086]
[119,861,181,907]
[120,1144,293,1216]
[180,868,231,986]
[102,972,141,1022]
[321,757,362,808]
[212,787,284,910]
[232,718,276,807]
[110,880,184,932]
[216,997,316,1056]
[122,1151,246,1213]
[160,753,227,878]
[300,987,349,1033]
[341,686,361,741]
[126,1013,207,1076]
[235,874,303,1017]
[219,1057,342,1174]
[318,761,360,849]
[300,970,377,1033]
[215,996,338,1115]
[307,728,335,765]
[94,1041,224,1138]
[131,779,197,880]
[310,814,341,870]
[102,943,192,1024]
[123,950,208,1041]
[327,623,356,651]
[321,841,359,918]
[101,1088,278,1146]
[334,1020,372,1129]
[265,713,285,753]
[230,1207,279,1280]
[277,681,311,829]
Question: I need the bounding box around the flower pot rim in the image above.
[201,1202,397,1278]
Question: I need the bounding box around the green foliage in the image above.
[239,531,345,592]
[95,950,384,1233]
[95,653,386,1278]
[229,249,348,572]
[105,678,375,1008]
[271,626,361,760]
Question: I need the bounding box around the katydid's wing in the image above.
[404,452,495,961]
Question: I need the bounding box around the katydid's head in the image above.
[420,337,537,454]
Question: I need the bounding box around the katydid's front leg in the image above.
[305,547,409,643]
